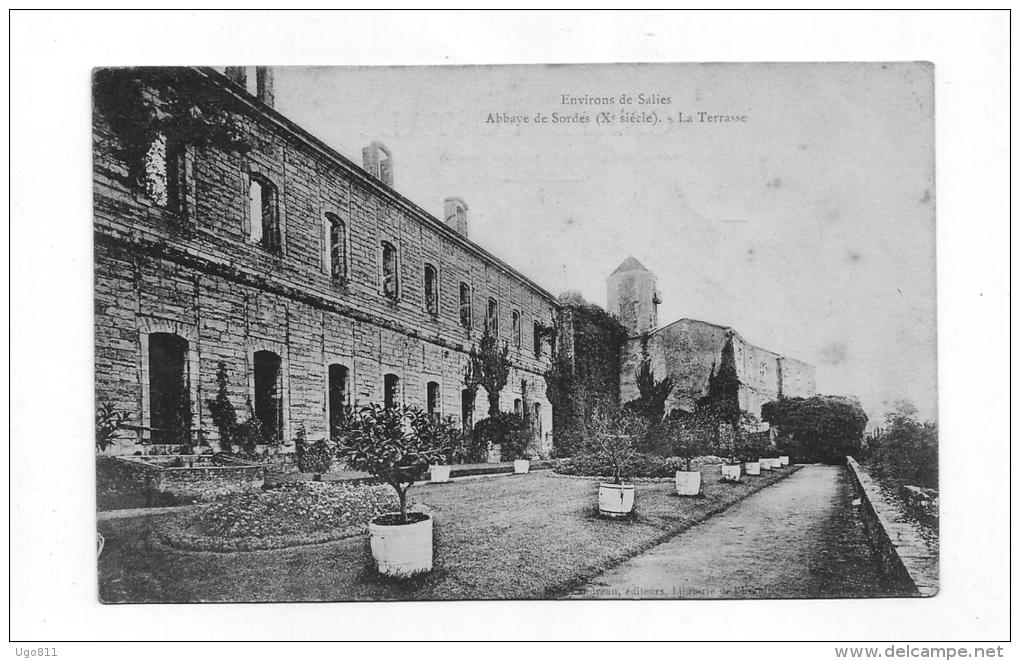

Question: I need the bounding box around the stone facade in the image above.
[609,260,815,418]
[94,67,557,457]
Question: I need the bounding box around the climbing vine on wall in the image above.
[93,67,249,193]
[544,294,628,456]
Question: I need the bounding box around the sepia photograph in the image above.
[93,62,937,603]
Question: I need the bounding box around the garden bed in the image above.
[160,481,400,552]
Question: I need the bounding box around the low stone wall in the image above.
[111,455,265,502]
[846,457,938,596]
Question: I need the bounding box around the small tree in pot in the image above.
[334,404,454,576]
[660,409,710,496]
[585,406,648,518]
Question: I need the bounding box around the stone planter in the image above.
[779,455,790,467]
[674,470,701,496]
[721,464,742,482]
[513,459,530,474]
[429,464,451,483]
[487,444,502,464]
[745,461,761,476]
[761,457,775,471]
[598,482,636,518]
[368,513,434,577]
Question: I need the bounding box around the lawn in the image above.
[98,465,800,602]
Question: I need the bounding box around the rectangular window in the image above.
[249,175,279,252]
[512,310,521,348]
[459,283,472,329]
[487,298,499,336]
[327,213,346,280]
[382,242,398,299]
[533,322,543,357]
[424,265,439,316]
[248,180,264,244]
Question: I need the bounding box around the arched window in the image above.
[514,398,522,417]
[148,333,190,445]
[424,264,439,316]
[381,242,398,299]
[487,298,499,335]
[512,310,521,348]
[427,381,441,421]
[326,213,346,280]
[327,364,349,439]
[383,373,401,409]
[248,174,280,252]
[459,282,472,329]
[253,350,284,444]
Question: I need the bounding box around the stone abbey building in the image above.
[608,257,816,418]
[94,66,558,456]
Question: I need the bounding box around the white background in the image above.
[6,8,1012,651]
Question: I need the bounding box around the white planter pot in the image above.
[487,444,502,464]
[721,464,742,482]
[368,513,434,577]
[598,482,636,518]
[674,470,701,496]
[429,464,451,483]
[745,461,761,476]
[513,459,530,474]
[761,458,774,471]
[779,455,790,467]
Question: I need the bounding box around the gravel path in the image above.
[569,464,912,599]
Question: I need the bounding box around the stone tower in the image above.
[607,256,660,336]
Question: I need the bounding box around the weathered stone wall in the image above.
[93,68,557,457]
[620,318,815,419]
[846,456,938,597]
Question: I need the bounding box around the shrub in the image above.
[583,406,649,484]
[206,362,238,454]
[96,401,131,452]
[556,451,673,479]
[295,424,332,479]
[761,395,868,464]
[334,404,454,524]
[865,401,938,489]
[473,412,530,461]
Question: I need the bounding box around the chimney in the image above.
[256,66,274,108]
[444,197,469,238]
[362,141,393,187]
[224,66,247,89]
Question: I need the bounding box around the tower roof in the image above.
[611,256,651,275]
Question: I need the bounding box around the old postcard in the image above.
[92,62,937,604]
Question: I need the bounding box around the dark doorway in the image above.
[427,381,441,421]
[328,364,348,439]
[384,373,400,409]
[461,388,474,431]
[253,350,283,444]
[149,333,189,445]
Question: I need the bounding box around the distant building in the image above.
[607,257,816,418]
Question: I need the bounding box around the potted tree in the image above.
[295,424,332,481]
[662,410,708,496]
[586,407,648,518]
[474,412,530,473]
[334,404,453,577]
[429,416,463,484]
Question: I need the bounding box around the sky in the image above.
[270,63,936,428]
